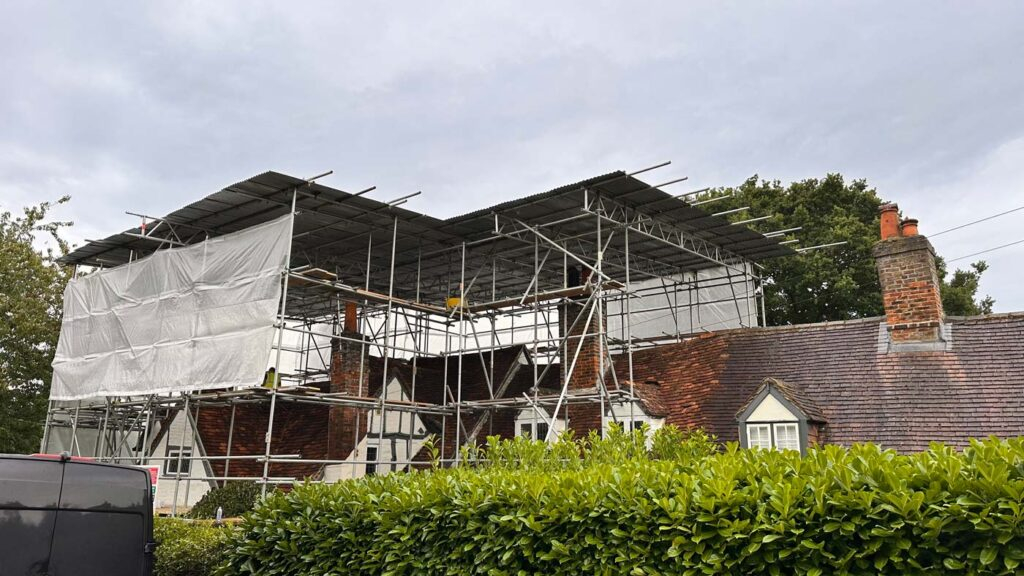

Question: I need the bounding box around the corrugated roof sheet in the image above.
[60,169,794,309]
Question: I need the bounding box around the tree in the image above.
[705,174,994,325]
[0,198,72,453]
[937,258,994,316]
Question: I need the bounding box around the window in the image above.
[165,446,192,475]
[518,422,549,440]
[514,409,564,442]
[774,423,800,451]
[745,423,801,452]
[746,424,772,450]
[365,446,378,476]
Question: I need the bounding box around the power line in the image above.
[948,238,1024,263]
[931,204,1024,237]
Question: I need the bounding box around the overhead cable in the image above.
[948,238,1024,262]
[932,204,1024,237]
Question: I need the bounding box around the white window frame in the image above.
[514,409,565,442]
[745,422,801,452]
[746,424,772,450]
[517,421,550,441]
[164,445,193,476]
[601,401,663,439]
[773,423,800,451]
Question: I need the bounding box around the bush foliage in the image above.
[222,427,1024,575]
[188,480,262,519]
[154,517,230,576]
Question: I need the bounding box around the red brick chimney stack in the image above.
[872,204,944,343]
[343,301,358,333]
[559,266,604,435]
[327,301,368,460]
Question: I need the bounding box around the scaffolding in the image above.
[43,164,794,514]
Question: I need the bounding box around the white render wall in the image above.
[323,377,430,482]
[148,410,214,511]
[748,394,798,422]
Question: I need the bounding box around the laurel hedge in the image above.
[188,480,262,519]
[154,517,230,576]
[221,429,1024,575]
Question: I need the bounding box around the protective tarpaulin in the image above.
[606,265,757,341]
[51,215,291,400]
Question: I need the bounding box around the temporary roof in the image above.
[61,170,794,314]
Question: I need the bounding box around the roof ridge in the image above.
[946,311,1024,322]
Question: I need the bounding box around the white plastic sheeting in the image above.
[606,265,758,341]
[51,215,292,400]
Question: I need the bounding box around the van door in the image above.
[48,462,151,576]
[0,457,64,576]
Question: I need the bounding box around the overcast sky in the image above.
[2,2,1023,310]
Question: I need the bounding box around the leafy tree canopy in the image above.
[0,198,71,453]
[706,174,993,325]
[938,258,994,316]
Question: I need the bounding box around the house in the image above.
[618,204,1024,454]
[189,202,1024,479]
[45,166,1024,493]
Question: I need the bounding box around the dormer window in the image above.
[514,408,566,442]
[736,378,826,455]
[601,401,665,440]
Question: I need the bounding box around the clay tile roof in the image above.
[625,380,669,418]
[734,377,826,423]
[617,312,1024,453]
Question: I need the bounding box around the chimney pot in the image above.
[900,218,919,237]
[879,203,900,240]
[344,301,358,333]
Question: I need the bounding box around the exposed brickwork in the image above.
[328,333,370,460]
[872,234,944,342]
[196,403,329,482]
[807,422,827,447]
[561,296,604,436]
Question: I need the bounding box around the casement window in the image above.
[601,401,661,439]
[164,446,192,476]
[744,423,801,452]
[518,421,549,440]
[365,446,378,476]
[601,419,647,438]
[774,423,800,451]
[514,408,564,442]
[746,424,772,450]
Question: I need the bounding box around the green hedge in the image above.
[154,517,230,576]
[188,480,262,519]
[221,428,1024,575]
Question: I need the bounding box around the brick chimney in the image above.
[560,267,604,435]
[872,204,944,343]
[327,301,369,460]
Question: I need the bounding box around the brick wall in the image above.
[872,234,944,342]
[561,295,604,436]
[327,333,370,460]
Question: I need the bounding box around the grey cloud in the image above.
[2,1,1023,309]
